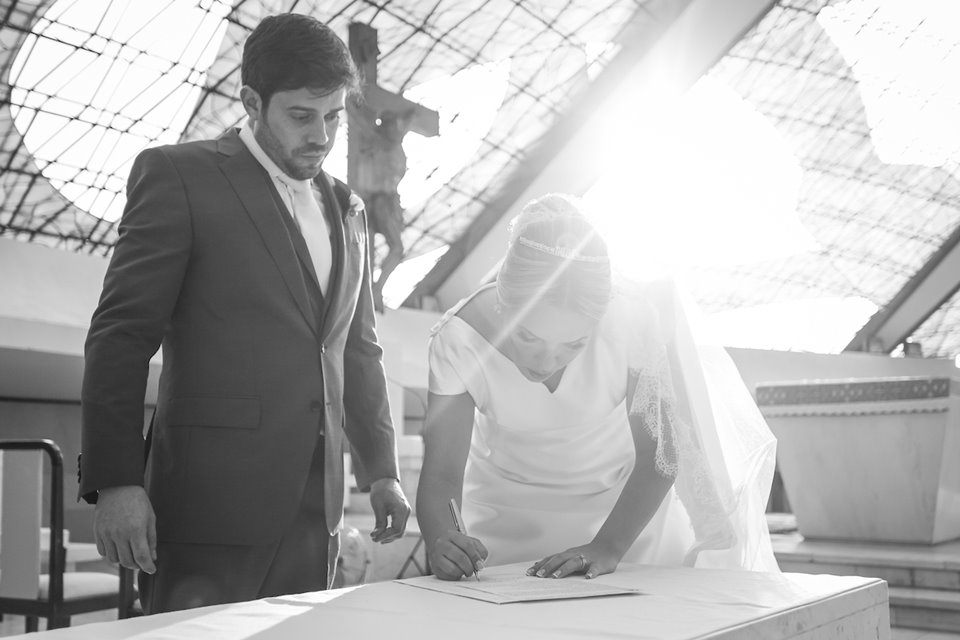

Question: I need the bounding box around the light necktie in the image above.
[279,177,332,295]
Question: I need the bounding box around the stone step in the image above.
[777,557,960,591]
[773,532,960,591]
[888,587,960,633]
[772,532,960,633]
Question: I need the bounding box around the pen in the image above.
[448,498,480,581]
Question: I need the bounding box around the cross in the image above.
[347,22,440,312]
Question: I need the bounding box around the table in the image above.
[10,563,889,639]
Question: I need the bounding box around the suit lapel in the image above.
[217,130,320,337]
[315,171,345,337]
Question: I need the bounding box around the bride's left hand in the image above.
[526,543,619,580]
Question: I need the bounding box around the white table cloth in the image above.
[13,563,889,639]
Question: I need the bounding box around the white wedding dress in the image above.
[427,277,779,571]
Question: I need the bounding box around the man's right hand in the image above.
[93,485,157,574]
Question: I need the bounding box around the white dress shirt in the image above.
[239,125,332,295]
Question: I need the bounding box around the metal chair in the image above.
[0,439,137,632]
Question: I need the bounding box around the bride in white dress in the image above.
[416,193,779,581]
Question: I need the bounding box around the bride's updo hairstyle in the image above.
[496,193,612,321]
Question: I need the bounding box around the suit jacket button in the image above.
[320,343,326,354]
[310,401,323,412]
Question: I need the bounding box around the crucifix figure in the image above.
[347,22,439,312]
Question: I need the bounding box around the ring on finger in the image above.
[576,553,586,569]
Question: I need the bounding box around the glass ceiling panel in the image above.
[1,0,647,259]
[2,0,959,359]
[582,0,960,358]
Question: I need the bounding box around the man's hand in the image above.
[93,485,157,574]
[368,478,410,544]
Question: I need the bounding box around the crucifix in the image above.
[347,22,440,312]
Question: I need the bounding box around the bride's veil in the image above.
[622,276,779,571]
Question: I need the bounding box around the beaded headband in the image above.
[516,236,610,263]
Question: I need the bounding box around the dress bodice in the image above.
[425,279,779,571]
[428,286,645,485]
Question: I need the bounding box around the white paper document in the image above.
[396,566,642,604]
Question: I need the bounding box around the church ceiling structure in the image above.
[680,0,960,358]
[2,0,959,359]
[1,0,648,252]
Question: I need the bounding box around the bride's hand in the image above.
[428,530,488,581]
[526,543,619,579]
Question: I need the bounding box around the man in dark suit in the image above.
[80,13,410,614]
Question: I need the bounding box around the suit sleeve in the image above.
[341,204,400,490]
[79,147,193,501]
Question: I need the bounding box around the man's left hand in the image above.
[369,478,411,544]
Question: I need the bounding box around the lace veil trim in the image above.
[623,280,742,565]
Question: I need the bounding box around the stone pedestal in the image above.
[757,376,960,544]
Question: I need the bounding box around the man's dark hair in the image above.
[242,13,360,109]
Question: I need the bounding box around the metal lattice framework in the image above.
[2,0,960,358]
[1,0,652,255]
[682,0,960,357]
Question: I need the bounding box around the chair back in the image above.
[0,440,65,604]
[0,447,43,598]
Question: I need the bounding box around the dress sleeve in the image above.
[427,319,487,406]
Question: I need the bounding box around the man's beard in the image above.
[256,124,326,180]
